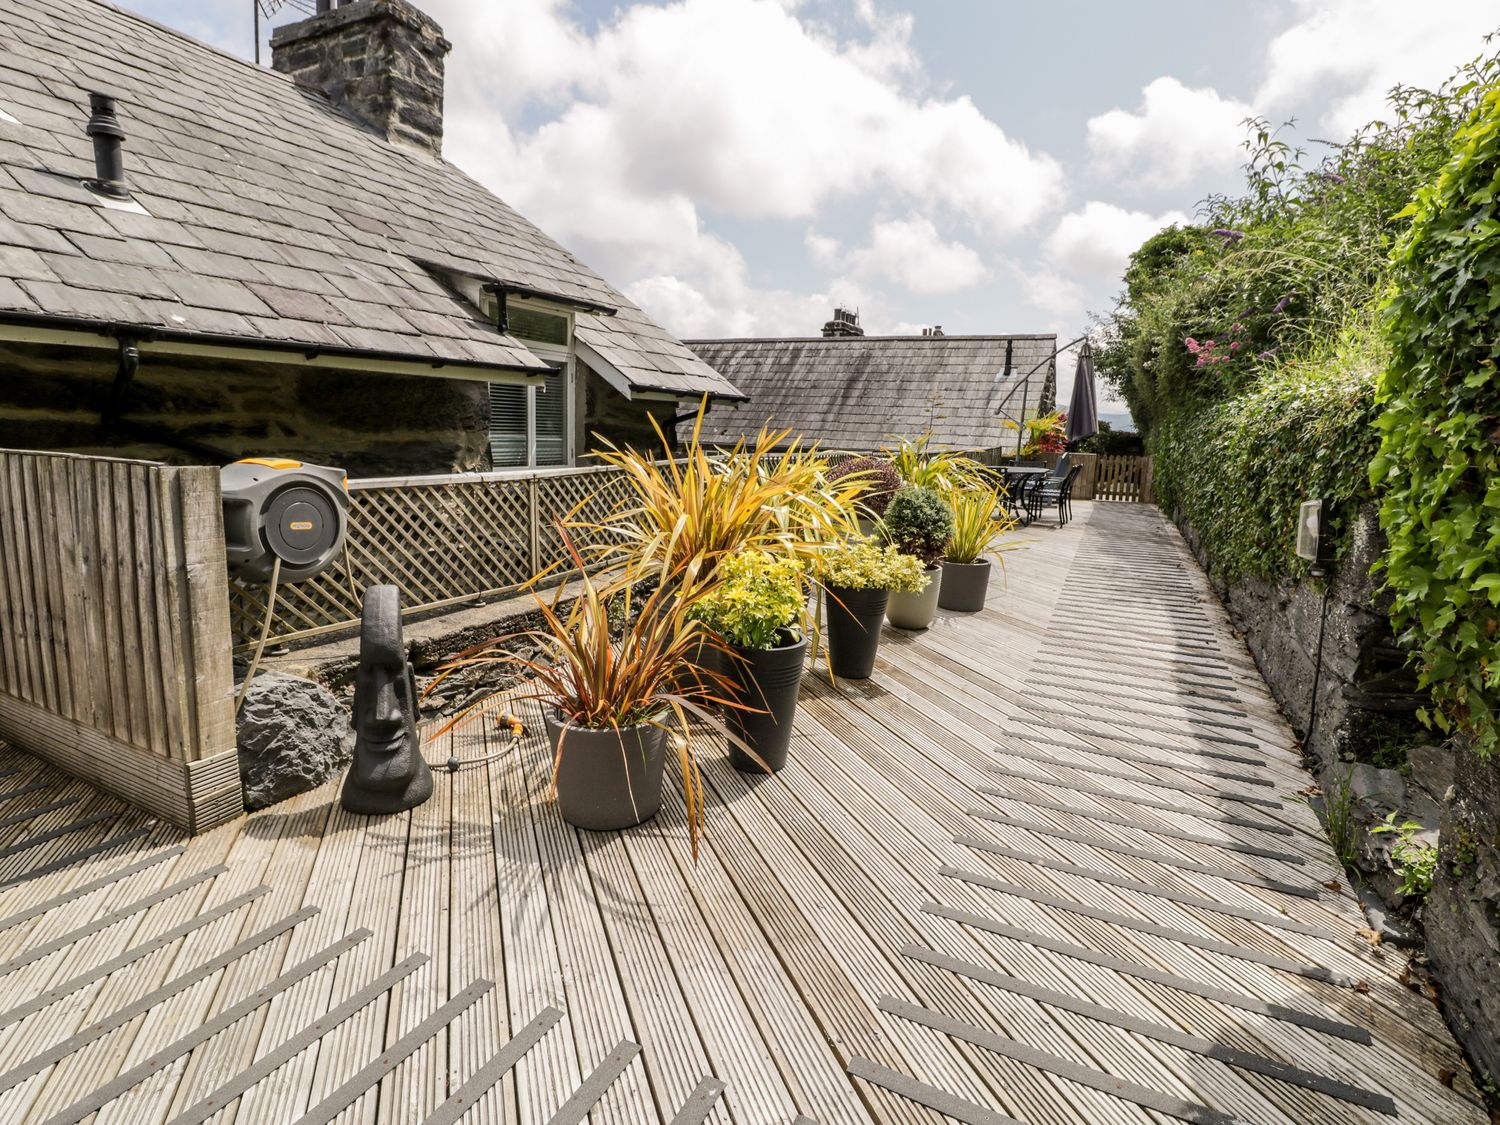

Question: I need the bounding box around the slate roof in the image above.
[685,334,1056,451]
[0,0,741,397]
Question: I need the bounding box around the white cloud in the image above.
[1025,202,1187,338]
[1043,202,1190,280]
[1086,77,1254,188]
[429,0,1062,338]
[811,216,991,294]
[1257,0,1498,134]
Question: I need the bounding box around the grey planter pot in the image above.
[825,585,889,679]
[938,559,992,612]
[886,565,942,630]
[544,711,668,831]
[725,631,808,773]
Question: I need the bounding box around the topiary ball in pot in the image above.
[880,487,953,629]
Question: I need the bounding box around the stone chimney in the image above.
[271,0,451,157]
[821,307,863,338]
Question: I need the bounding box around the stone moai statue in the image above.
[341,584,433,814]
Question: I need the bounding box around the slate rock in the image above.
[1407,742,1456,805]
[1357,885,1422,949]
[1428,743,1500,1082]
[237,672,353,810]
[1348,763,1405,813]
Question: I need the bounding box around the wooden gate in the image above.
[1091,455,1154,503]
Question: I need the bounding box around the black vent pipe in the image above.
[84,92,128,199]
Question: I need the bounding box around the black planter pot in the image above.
[825,584,889,679]
[544,711,668,830]
[677,630,728,701]
[725,632,808,773]
[938,558,992,612]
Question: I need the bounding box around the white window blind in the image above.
[488,382,528,468]
[489,364,570,469]
[534,367,567,467]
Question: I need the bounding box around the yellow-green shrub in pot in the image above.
[880,487,954,630]
[939,488,1019,612]
[690,551,808,772]
[819,542,927,678]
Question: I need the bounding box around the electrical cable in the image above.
[235,556,282,714]
[425,713,528,773]
[1304,566,1333,754]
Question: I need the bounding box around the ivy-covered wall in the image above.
[1098,45,1500,1083]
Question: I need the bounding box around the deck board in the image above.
[0,502,1485,1124]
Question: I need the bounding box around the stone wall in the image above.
[1429,741,1500,1085]
[581,362,678,455]
[0,340,479,476]
[0,340,687,474]
[1174,500,1500,1087]
[1179,501,1421,770]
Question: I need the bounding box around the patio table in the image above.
[996,466,1047,524]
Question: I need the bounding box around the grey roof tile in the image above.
[164,243,266,282]
[0,245,56,281]
[0,213,72,253]
[0,276,36,310]
[18,277,149,322]
[245,281,348,323]
[160,271,273,315]
[0,0,733,393]
[140,299,256,337]
[42,253,180,300]
[686,334,1056,451]
[0,188,116,236]
[61,230,178,268]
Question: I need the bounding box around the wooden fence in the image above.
[229,464,633,650]
[0,450,240,832]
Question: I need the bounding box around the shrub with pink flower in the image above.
[1184,322,1256,372]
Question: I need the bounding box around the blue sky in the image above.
[120,0,1498,409]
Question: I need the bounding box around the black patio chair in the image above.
[1026,463,1083,526]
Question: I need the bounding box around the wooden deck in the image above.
[0,501,1485,1124]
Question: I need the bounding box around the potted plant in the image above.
[578,408,863,688]
[690,551,807,772]
[879,487,954,630]
[828,456,901,535]
[939,487,1017,612]
[884,433,989,493]
[579,406,865,589]
[819,541,927,678]
[433,538,742,857]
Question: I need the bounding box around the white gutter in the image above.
[0,322,546,385]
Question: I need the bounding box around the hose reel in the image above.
[221,458,350,581]
[222,458,351,712]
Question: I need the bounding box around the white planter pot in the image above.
[886,565,942,630]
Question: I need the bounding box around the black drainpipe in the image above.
[99,335,233,462]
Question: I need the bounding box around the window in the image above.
[533,365,568,467]
[485,299,575,469]
[488,382,528,468]
[489,365,571,469]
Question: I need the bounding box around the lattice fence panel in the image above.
[536,466,635,567]
[229,468,629,650]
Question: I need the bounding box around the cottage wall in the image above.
[0,342,671,475]
[581,362,679,455]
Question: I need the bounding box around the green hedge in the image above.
[1373,84,1500,756]
[1154,359,1381,583]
